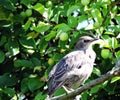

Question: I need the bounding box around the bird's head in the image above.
[75,36,104,50]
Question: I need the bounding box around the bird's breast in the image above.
[64,50,96,89]
[70,64,93,89]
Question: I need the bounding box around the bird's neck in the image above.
[76,45,93,51]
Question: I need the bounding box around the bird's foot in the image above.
[62,85,74,94]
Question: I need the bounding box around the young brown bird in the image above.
[47,36,103,99]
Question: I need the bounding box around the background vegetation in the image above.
[0,0,120,100]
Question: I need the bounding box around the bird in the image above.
[47,36,103,99]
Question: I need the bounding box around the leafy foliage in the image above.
[0,0,120,100]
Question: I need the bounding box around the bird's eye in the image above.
[83,40,90,43]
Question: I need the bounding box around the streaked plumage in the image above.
[47,36,102,98]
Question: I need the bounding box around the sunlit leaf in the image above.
[27,32,39,38]
[115,51,120,59]
[19,37,36,49]
[90,85,101,94]
[67,5,80,16]
[102,35,112,48]
[8,39,19,56]
[51,13,60,24]
[111,76,120,83]
[54,23,71,38]
[112,37,118,49]
[23,19,32,31]
[32,3,45,14]
[45,31,56,41]
[91,8,103,24]
[93,67,101,75]
[32,21,51,33]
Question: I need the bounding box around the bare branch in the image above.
[51,59,120,100]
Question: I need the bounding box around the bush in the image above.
[0,0,120,100]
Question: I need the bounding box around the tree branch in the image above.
[51,59,120,100]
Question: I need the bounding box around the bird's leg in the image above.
[62,85,74,94]
[62,85,81,100]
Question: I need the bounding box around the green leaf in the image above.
[21,0,36,6]
[43,8,53,20]
[0,36,6,46]
[32,3,45,15]
[0,0,16,11]
[54,88,65,96]
[67,5,79,16]
[68,16,78,28]
[115,15,120,25]
[14,59,34,68]
[0,6,11,20]
[3,88,15,97]
[0,20,11,27]
[104,32,114,35]
[28,77,44,92]
[54,23,71,38]
[69,31,80,47]
[102,35,112,48]
[115,51,120,59]
[111,76,120,83]
[54,23,71,31]
[91,8,103,24]
[38,38,48,53]
[103,16,111,26]
[112,37,118,49]
[0,50,5,63]
[53,53,63,62]
[47,47,57,54]
[11,14,24,23]
[8,39,19,56]
[32,21,51,33]
[81,91,88,100]
[101,81,108,88]
[21,78,29,93]
[27,32,39,38]
[93,67,101,75]
[31,57,41,66]
[45,31,56,41]
[0,73,18,88]
[19,37,36,49]
[23,18,32,31]
[51,13,60,24]
[34,92,46,100]
[90,85,100,94]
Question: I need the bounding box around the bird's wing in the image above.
[48,50,86,95]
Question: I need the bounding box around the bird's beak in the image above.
[92,38,104,48]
